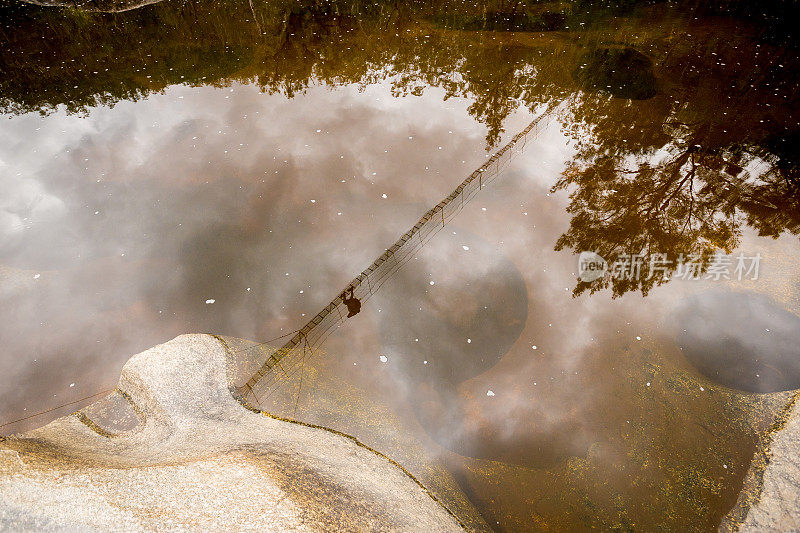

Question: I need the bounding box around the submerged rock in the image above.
[0,334,465,531]
[672,291,800,393]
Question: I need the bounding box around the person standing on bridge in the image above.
[342,287,361,317]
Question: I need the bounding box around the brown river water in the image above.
[1,0,799,529]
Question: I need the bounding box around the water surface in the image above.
[2,0,800,530]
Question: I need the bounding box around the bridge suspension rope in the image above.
[234,104,560,406]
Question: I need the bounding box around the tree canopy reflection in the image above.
[554,22,800,296]
[2,0,799,297]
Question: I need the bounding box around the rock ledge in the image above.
[0,334,464,532]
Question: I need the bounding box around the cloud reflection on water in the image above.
[0,82,496,432]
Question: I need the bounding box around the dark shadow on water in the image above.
[573,47,658,100]
[672,290,800,392]
[375,229,588,468]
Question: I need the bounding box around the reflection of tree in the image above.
[553,134,800,297]
[548,13,800,297]
[553,145,733,297]
[4,0,793,148]
[3,0,800,298]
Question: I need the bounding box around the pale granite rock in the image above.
[0,334,465,532]
[720,394,800,532]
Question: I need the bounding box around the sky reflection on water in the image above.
[2,0,800,529]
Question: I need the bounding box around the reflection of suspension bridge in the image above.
[234,106,558,406]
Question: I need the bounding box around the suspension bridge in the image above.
[233,105,559,407]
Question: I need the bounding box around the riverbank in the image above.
[0,334,467,531]
[721,392,800,531]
